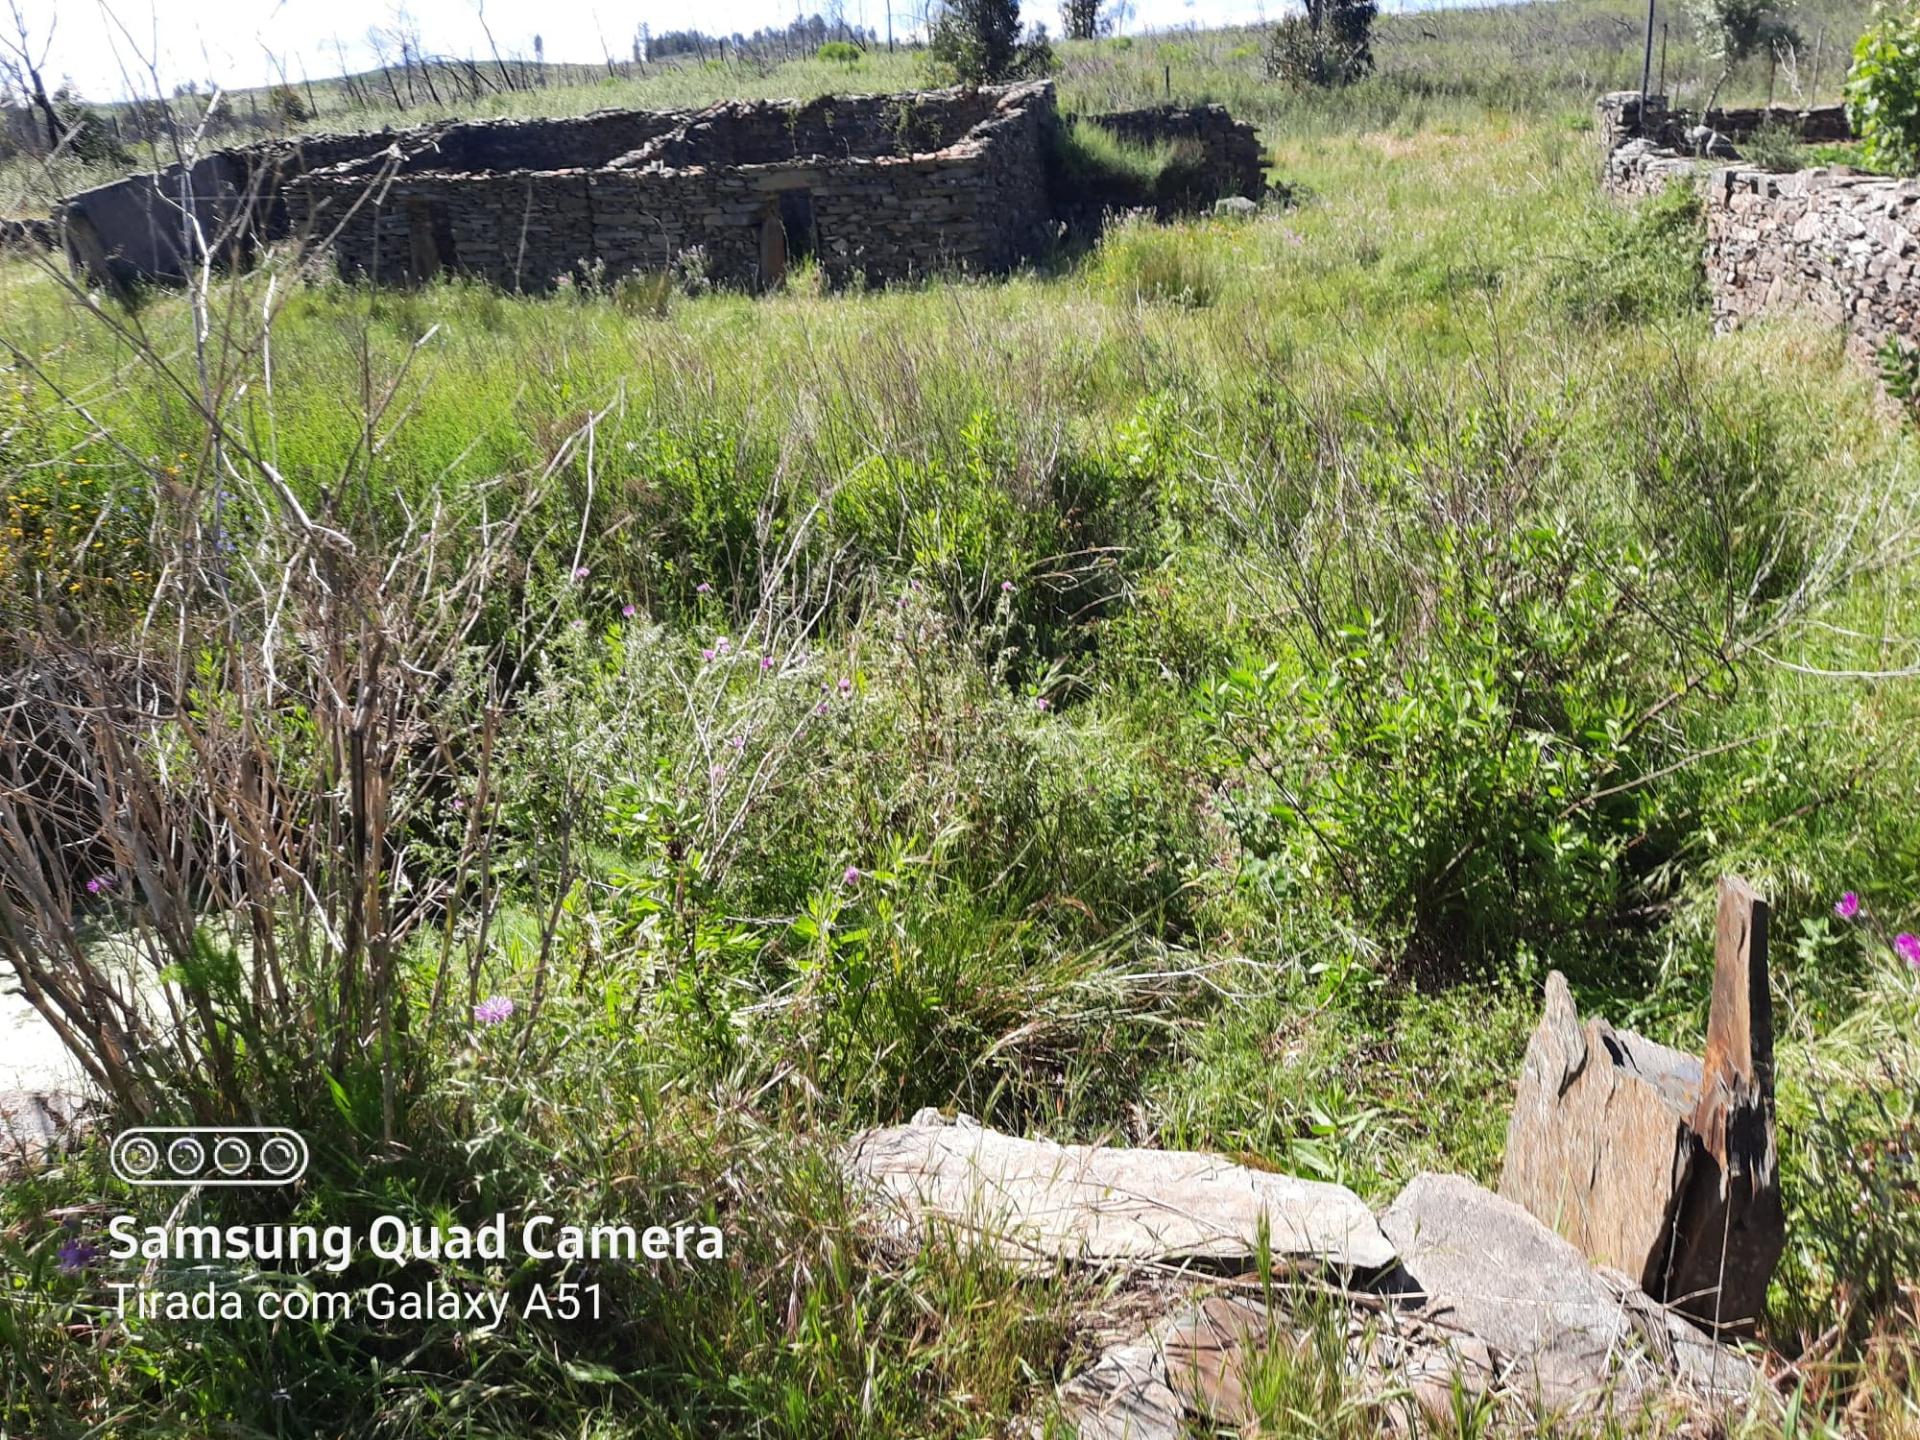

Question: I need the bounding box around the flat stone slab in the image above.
[0,1090,90,1176]
[845,1111,1395,1273]
[1380,1173,1763,1416]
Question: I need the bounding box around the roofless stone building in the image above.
[58,83,1264,294]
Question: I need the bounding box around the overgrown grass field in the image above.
[3,3,1917,1436]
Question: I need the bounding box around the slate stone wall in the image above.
[62,128,415,285]
[63,81,1257,293]
[288,82,1058,291]
[1597,93,1919,362]
[1594,91,1850,152]
[1073,103,1265,200]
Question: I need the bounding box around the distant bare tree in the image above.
[0,0,63,151]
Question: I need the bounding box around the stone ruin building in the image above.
[55,83,1265,295]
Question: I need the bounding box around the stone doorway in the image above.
[779,189,816,265]
[759,189,816,291]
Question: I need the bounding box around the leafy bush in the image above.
[267,82,311,124]
[1202,525,1685,982]
[1847,1,1920,175]
[1740,117,1808,172]
[49,87,132,166]
[816,39,864,63]
[1263,16,1371,88]
[1265,0,1375,87]
[1547,180,1706,325]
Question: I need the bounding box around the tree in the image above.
[1689,0,1801,116]
[929,0,1053,83]
[0,0,63,152]
[1311,0,1376,74]
[1264,0,1375,88]
[1062,0,1105,41]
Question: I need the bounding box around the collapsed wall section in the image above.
[1074,103,1265,202]
[61,130,415,287]
[1595,92,1851,153]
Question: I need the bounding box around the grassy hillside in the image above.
[8,0,1874,205]
[2,3,1915,1437]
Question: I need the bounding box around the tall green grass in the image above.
[2,19,1917,1437]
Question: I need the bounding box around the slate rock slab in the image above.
[845,1111,1395,1274]
[1499,879,1785,1333]
[0,1089,90,1177]
[1056,1338,1184,1440]
[1381,1173,1762,1416]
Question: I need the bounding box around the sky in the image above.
[19,0,1282,100]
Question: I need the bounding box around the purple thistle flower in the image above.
[57,1238,98,1273]
[451,797,466,812]
[813,700,829,716]
[715,637,732,656]
[701,648,715,662]
[572,565,591,581]
[729,734,746,751]
[760,655,774,672]
[696,582,712,595]
[1034,696,1051,711]
[1897,933,1920,969]
[1835,891,1860,920]
[473,995,515,1025]
[621,603,637,618]
[836,676,853,696]
[842,866,861,885]
[1001,580,1015,593]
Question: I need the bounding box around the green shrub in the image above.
[1263,16,1370,88]
[1547,180,1706,325]
[816,40,864,63]
[1739,118,1807,172]
[1202,525,1683,982]
[1846,1,1920,175]
[927,0,1054,83]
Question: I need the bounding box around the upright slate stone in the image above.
[1499,877,1784,1333]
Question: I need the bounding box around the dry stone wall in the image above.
[63,81,1257,294]
[1597,91,1920,363]
[1595,91,1850,154]
[1072,103,1265,202]
[287,82,1058,292]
